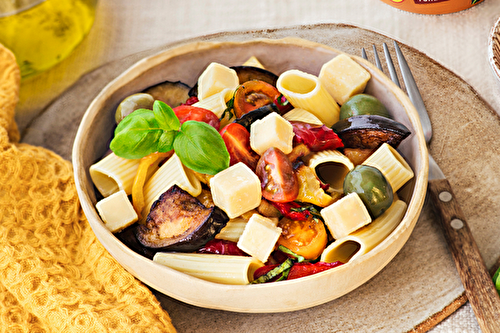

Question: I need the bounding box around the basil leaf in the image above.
[157,130,177,152]
[153,100,180,132]
[174,121,230,175]
[110,109,163,159]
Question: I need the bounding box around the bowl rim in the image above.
[488,16,500,82]
[72,37,429,313]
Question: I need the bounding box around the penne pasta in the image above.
[153,252,264,285]
[362,143,414,192]
[242,56,265,69]
[142,153,202,219]
[320,200,407,264]
[192,88,233,119]
[89,152,141,197]
[276,69,340,127]
[282,107,323,125]
[215,216,249,243]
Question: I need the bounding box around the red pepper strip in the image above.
[287,261,344,280]
[271,201,310,221]
[182,96,199,106]
[196,239,248,256]
[274,94,293,114]
[290,121,344,152]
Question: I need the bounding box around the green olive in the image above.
[115,93,155,124]
[343,165,393,218]
[339,94,390,120]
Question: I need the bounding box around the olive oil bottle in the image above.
[0,0,97,78]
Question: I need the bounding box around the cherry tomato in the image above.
[173,105,220,130]
[233,80,281,118]
[255,147,299,203]
[219,123,259,170]
[277,217,328,260]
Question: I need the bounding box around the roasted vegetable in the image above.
[291,121,344,152]
[331,115,410,149]
[233,80,281,118]
[343,165,394,218]
[232,65,279,86]
[143,80,191,107]
[136,185,229,251]
[277,216,328,260]
[234,103,278,130]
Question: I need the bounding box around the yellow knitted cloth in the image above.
[0,45,176,332]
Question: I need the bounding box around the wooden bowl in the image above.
[72,38,428,313]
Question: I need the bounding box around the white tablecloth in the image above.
[15,0,500,331]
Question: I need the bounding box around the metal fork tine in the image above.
[393,41,433,142]
[382,43,401,88]
[372,45,383,72]
[361,48,368,60]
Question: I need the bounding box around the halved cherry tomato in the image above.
[233,80,281,118]
[277,216,328,260]
[255,147,299,203]
[173,105,220,130]
[219,123,259,170]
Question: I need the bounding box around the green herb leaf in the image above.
[278,245,305,263]
[174,121,230,175]
[110,109,163,159]
[250,258,294,284]
[153,100,180,131]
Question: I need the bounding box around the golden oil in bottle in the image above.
[0,0,97,78]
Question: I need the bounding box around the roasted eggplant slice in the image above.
[234,103,279,130]
[231,66,278,86]
[188,66,279,98]
[331,115,411,149]
[143,81,191,107]
[136,185,229,251]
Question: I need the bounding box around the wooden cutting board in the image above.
[21,23,500,332]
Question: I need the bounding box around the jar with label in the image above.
[379,0,484,15]
[0,0,98,78]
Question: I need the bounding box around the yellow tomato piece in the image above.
[277,217,328,260]
[132,151,173,218]
[295,165,336,207]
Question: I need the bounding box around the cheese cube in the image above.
[319,54,371,105]
[96,190,138,233]
[197,62,239,100]
[250,112,294,155]
[210,163,262,219]
[320,192,372,239]
[237,214,282,263]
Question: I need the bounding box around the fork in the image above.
[363,42,500,333]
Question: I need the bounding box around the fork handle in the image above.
[428,179,500,332]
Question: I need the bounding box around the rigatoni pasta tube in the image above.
[89,152,141,197]
[320,200,407,264]
[362,143,414,192]
[276,69,340,127]
[153,252,264,285]
[142,153,202,219]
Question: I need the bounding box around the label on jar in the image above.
[413,0,448,3]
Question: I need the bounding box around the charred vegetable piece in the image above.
[231,66,279,86]
[291,121,344,152]
[143,81,191,108]
[197,239,248,256]
[136,185,229,251]
[233,80,281,118]
[343,147,376,166]
[255,147,299,203]
[234,103,279,130]
[220,122,259,170]
[331,115,411,149]
[287,261,344,280]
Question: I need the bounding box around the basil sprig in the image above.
[110,100,229,175]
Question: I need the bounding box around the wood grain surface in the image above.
[21,24,500,332]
